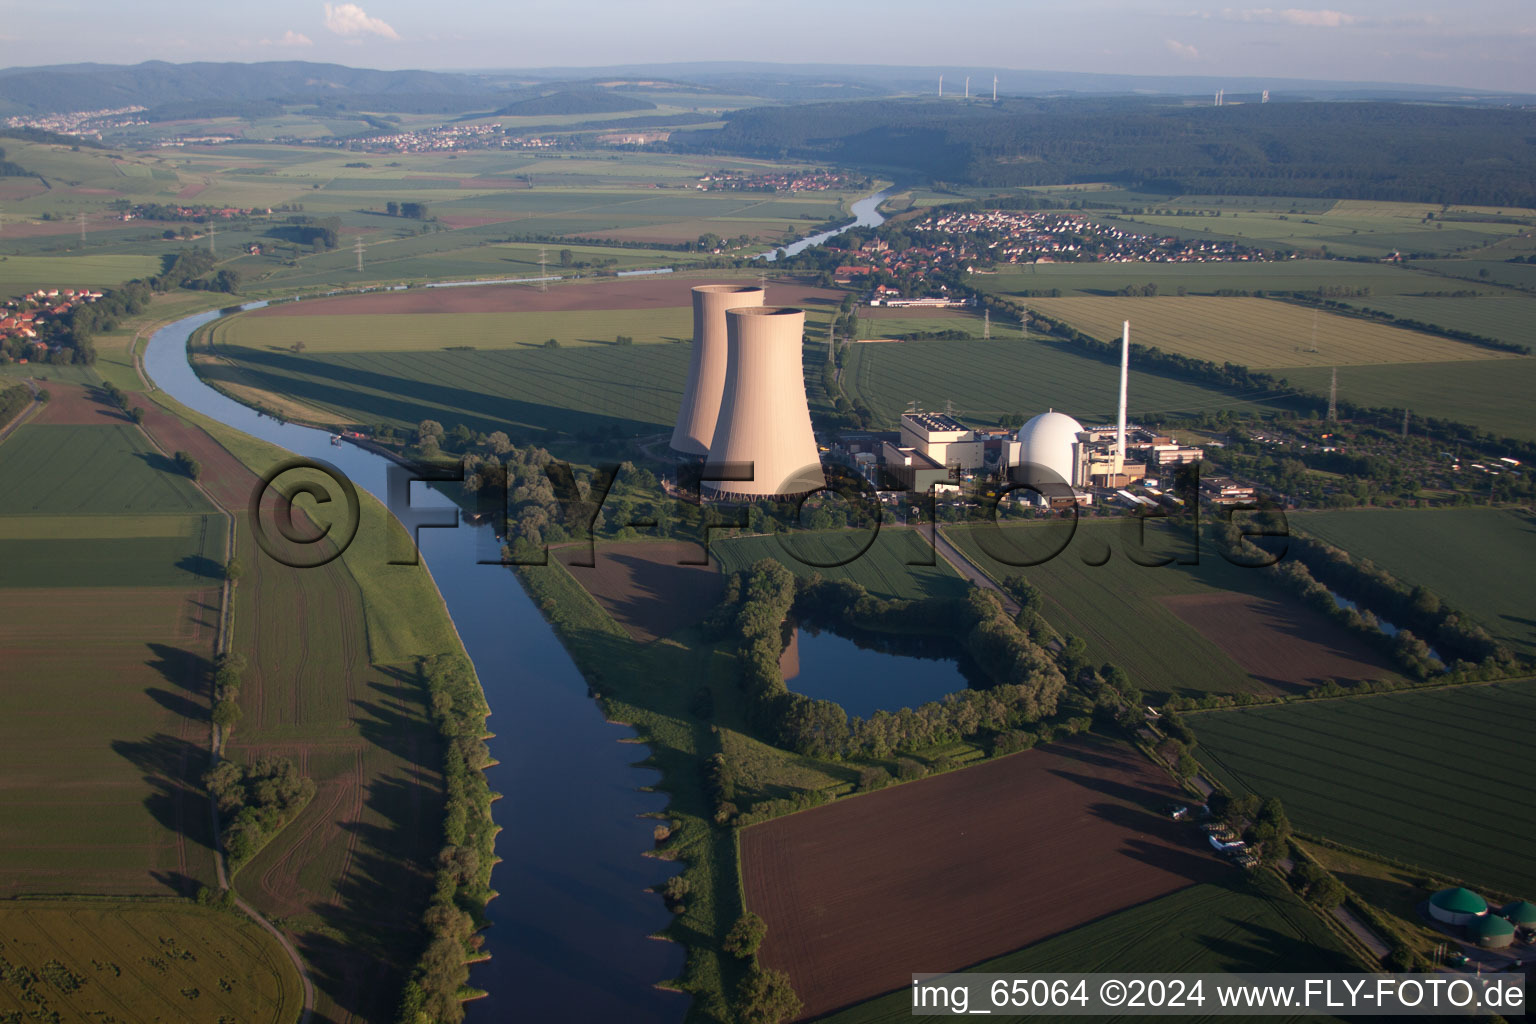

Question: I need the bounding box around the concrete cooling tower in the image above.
[702,306,825,500]
[670,284,765,456]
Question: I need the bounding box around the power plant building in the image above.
[670,284,764,456]
[899,411,985,473]
[701,306,825,500]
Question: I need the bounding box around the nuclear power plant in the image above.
[670,284,764,456]
[703,306,825,499]
[833,318,1205,507]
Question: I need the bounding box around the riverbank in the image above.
[140,307,493,1023]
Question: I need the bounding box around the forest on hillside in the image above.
[666,98,1536,206]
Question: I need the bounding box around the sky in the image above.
[5,0,1533,93]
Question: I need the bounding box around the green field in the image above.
[714,527,970,602]
[0,513,221,588]
[0,425,211,515]
[1028,296,1506,368]
[1335,295,1536,351]
[0,900,303,1023]
[944,520,1271,697]
[1193,680,1536,896]
[816,877,1358,1023]
[1094,201,1528,260]
[200,342,691,438]
[1276,358,1536,442]
[0,254,164,292]
[217,306,696,353]
[842,336,1285,429]
[1292,508,1536,656]
[975,258,1481,299]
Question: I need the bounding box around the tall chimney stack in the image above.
[1116,320,1129,476]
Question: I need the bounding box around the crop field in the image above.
[943,520,1405,697]
[858,309,1027,340]
[741,734,1215,1020]
[217,307,696,353]
[247,274,840,317]
[1292,508,1536,656]
[1275,358,1536,442]
[0,513,221,588]
[1192,680,1536,895]
[818,878,1357,1024]
[200,342,692,439]
[1094,205,1526,259]
[0,254,164,292]
[131,401,451,1023]
[1411,259,1536,292]
[0,899,304,1023]
[976,258,1480,299]
[0,424,211,516]
[557,540,726,642]
[0,584,219,895]
[842,337,1285,432]
[714,527,971,602]
[1026,296,1506,368]
[1333,296,1536,351]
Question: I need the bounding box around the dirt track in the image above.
[247,276,842,318]
[740,734,1216,1019]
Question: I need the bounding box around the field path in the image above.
[931,524,1020,615]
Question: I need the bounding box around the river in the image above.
[760,186,896,260]
[140,186,891,1022]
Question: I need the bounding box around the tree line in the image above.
[395,654,495,1024]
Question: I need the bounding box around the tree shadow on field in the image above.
[176,554,224,581]
[152,870,204,898]
[1193,917,1351,972]
[299,773,443,1024]
[111,732,215,852]
[146,642,211,703]
[1050,767,1179,812]
[132,449,183,476]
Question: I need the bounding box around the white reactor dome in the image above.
[1016,410,1084,486]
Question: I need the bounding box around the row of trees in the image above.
[395,654,495,1024]
[1279,530,1519,673]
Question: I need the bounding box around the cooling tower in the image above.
[670,284,765,456]
[703,306,825,500]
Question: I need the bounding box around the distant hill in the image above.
[493,90,657,117]
[0,60,496,115]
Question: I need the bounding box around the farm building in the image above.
[1428,887,1488,926]
[1501,900,1536,928]
[1471,914,1515,949]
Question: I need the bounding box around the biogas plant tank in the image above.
[1016,410,1084,487]
[702,306,825,500]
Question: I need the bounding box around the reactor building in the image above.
[670,284,765,456]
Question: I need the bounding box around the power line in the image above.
[1327,367,1338,422]
[354,237,364,273]
[539,247,547,292]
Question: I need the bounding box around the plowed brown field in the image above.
[740,735,1217,1019]
[247,277,841,317]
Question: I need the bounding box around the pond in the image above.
[780,624,981,719]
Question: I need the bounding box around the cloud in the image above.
[1222,8,1359,27]
[323,3,400,39]
[1165,39,1201,60]
[277,30,314,46]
